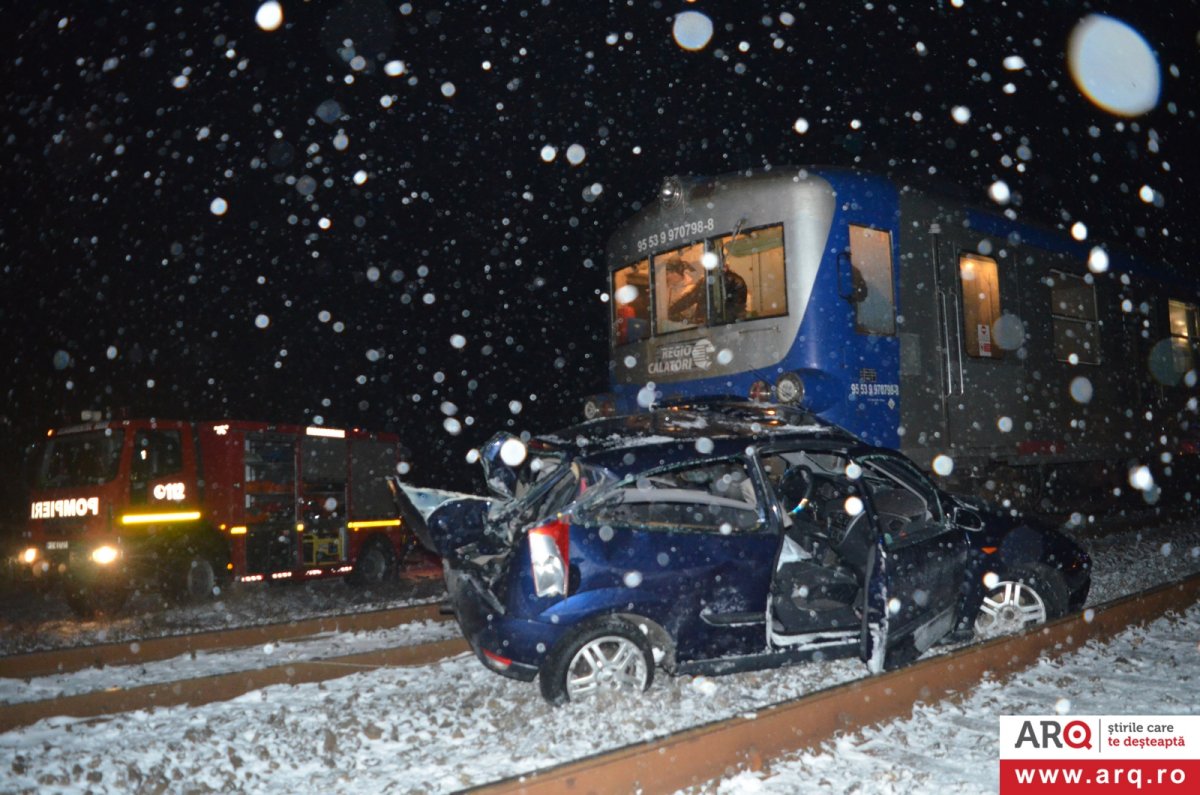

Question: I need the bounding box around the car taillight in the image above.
[529,518,570,597]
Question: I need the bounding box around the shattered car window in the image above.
[573,458,763,534]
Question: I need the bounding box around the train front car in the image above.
[594,168,903,450]
[596,166,1200,507]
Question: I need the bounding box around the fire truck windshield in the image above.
[36,430,125,488]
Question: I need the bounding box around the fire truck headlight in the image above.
[91,545,120,565]
[21,547,38,564]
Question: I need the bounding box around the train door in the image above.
[836,222,903,448]
[934,235,1028,456]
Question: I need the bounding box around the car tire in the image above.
[347,537,394,587]
[539,616,655,706]
[974,563,1068,638]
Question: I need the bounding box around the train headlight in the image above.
[776,373,806,405]
[21,547,38,564]
[91,545,120,565]
[583,395,615,420]
[748,380,772,403]
[659,176,684,208]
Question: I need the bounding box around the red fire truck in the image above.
[19,418,416,617]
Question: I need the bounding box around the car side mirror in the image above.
[952,505,984,532]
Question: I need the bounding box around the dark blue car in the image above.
[420,402,1090,705]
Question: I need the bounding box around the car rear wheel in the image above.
[539,617,654,706]
[974,564,1068,638]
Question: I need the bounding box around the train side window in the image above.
[959,253,1003,358]
[848,225,896,335]
[1168,299,1199,377]
[1168,299,1199,340]
[1049,271,1100,365]
[612,259,651,346]
[713,224,787,325]
[652,243,707,335]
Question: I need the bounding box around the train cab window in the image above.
[612,259,651,346]
[959,253,1004,358]
[1050,271,1100,365]
[653,243,707,335]
[713,224,787,325]
[1168,299,1199,376]
[848,225,896,335]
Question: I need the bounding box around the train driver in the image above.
[665,257,749,326]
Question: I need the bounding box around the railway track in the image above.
[471,573,1200,794]
[3,572,1197,791]
[0,601,461,733]
[0,601,451,679]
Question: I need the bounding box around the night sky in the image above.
[2,0,1197,519]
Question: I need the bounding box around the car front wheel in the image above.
[973,564,1068,638]
[539,617,654,706]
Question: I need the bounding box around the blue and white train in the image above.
[587,167,1200,501]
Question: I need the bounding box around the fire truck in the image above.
[19,418,416,617]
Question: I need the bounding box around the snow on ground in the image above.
[0,561,444,657]
[0,520,1197,793]
[710,601,1200,795]
[1079,518,1200,604]
[0,620,458,705]
[0,644,866,793]
[3,593,1197,794]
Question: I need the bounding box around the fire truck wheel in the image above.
[65,582,130,619]
[183,557,217,601]
[161,555,219,604]
[347,537,394,587]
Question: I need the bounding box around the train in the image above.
[585,166,1200,507]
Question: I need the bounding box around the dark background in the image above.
[2,0,1196,524]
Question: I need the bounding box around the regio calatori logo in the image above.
[648,338,715,375]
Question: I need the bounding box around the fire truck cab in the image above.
[20,418,414,617]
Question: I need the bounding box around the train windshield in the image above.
[612,223,787,346]
[36,430,125,488]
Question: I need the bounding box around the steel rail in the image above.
[469,573,1200,794]
[0,636,469,733]
[0,601,451,680]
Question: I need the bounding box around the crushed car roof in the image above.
[534,401,857,473]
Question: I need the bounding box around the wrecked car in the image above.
[413,402,1090,704]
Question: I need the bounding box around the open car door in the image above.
[858,453,970,672]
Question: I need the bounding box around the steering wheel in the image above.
[778,466,815,517]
